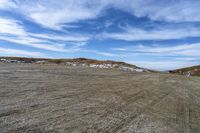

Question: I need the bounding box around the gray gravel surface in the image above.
[0,63,200,133]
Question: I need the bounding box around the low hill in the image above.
[169,65,200,76]
[0,57,150,72]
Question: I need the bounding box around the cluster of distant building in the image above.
[0,58,146,72]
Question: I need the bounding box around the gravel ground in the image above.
[0,63,200,133]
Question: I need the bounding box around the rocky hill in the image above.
[0,57,149,72]
[169,65,200,76]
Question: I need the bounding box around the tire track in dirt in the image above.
[188,90,200,133]
[97,75,173,132]
[113,75,179,132]
[176,98,189,133]
[110,91,172,133]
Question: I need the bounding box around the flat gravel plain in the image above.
[0,63,200,133]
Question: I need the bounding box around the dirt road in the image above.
[0,63,200,133]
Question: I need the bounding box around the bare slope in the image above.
[170,65,200,76]
[0,63,200,133]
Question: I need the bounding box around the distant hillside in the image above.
[0,57,150,72]
[169,65,200,76]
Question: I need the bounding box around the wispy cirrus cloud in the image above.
[0,47,43,57]
[113,43,200,57]
[126,0,200,23]
[0,0,16,9]
[0,17,90,52]
[88,50,118,57]
[30,33,90,43]
[112,43,200,70]
[8,0,107,29]
[1,0,200,29]
[99,26,200,41]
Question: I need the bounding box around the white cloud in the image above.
[0,47,43,57]
[112,43,200,70]
[0,17,26,36]
[11,0,108,29]
[82,49,118,57]
[1,0,200,29]
[142,43,200,57]
[174,57,197,61]
[0,36,68,52]
[113,43,200,57]
[0,17,90,52]
[30,33,90,43]
[92,51,117,57]
[99,26,200,41]
[126,0,200,23]
[0,0,16,9]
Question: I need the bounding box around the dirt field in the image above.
[0,63,200,133]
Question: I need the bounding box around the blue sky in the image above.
[0,0,200,70]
